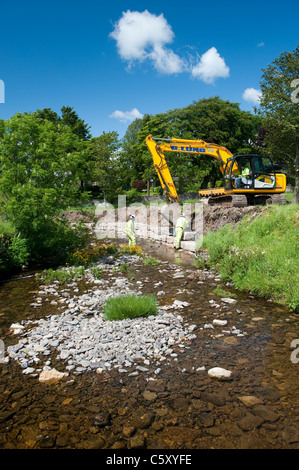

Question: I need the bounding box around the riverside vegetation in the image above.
[199,204,299,312]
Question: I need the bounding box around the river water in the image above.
[0,240,298,449]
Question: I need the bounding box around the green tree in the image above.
[89,131,121,202]
[120,117,145,188]
[259,45,299,202]
[35,106,91,140]
[36,106,93,189]
[61,106,91,141]
[35,107,60,124]
[0,112,90,263]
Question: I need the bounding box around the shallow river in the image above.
[0,240,298,449]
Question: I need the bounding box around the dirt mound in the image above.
[60,210,95,224]
[202,205,263,234]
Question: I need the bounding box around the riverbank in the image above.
[62,202,298,312]
[62,203,264,253]
[201,204,299,312]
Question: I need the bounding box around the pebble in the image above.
[213,319,227,326]
[221,298,237,304]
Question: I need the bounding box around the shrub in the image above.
[9,237,30,266]
[122,188,142,204]
[119,244,143,256]
[149,187,162,196]
[0,218,15,238]
[103,294,158,321]
[70,241,118,266]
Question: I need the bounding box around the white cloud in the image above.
[257,42,265,47]
[109,10,185,74]
[242,88,262,104]
[149,44,186,74]
[110,10,230,83]
[191,47,230,84]
[109,108,143,123]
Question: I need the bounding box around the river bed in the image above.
[0,240,298,449]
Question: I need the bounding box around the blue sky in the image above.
[0,0,298,138]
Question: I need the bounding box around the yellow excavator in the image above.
[146,135,287,207]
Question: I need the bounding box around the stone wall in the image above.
[94,204,198,253]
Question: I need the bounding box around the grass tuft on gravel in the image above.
[103,294,158,321]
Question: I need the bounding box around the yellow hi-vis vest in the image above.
[241,167,250,177]
[176,217,188,230]
[125,219,135,235]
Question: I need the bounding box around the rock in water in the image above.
[39,368,68,383]
[208,367,232,381]
[221,298,237,304]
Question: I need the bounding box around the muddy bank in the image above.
[0,243,298,449]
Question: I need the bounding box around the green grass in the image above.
[202,203,299,311]
[89,265,103,279]
[285,191,294,203]
[36,266,86,284]
[66,205,98,211]
[119,263,129,272]
[213,286,236,298]
[103,294,158,321]
[143,256,160,266]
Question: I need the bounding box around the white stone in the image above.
[39,368,68,382]
[213,319,228,326]
[10,323,25,334]
[208,367,232,380]
[221,297,237,304]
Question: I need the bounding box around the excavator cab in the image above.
[224,155,276,191]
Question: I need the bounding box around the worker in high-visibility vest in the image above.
[125,215,136,246]
[236,165,250,188]
[174,213,189,249]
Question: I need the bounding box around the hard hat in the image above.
[181,212,185,217]
[130,215,135,219]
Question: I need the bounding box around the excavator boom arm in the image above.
[145,135,233,203]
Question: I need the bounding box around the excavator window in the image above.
[225,155,276,190]
[252,156,275,189]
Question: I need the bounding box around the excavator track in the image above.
[266,194,287,205]
[207,193,287,207]
[207,194,248,207]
